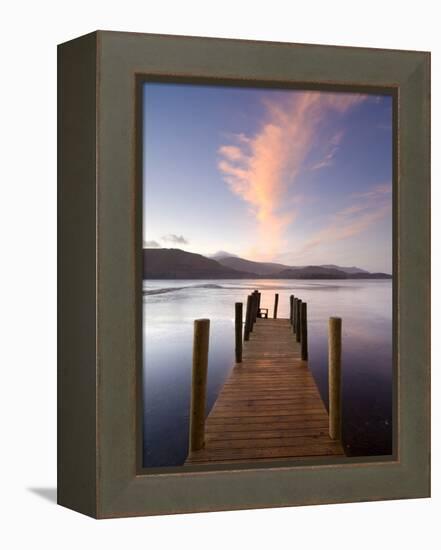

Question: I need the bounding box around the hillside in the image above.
[320,264,369,274]
[217,256,290,276]
[274,266,349,279]
[350,272,392,279]
[143,248,392,279]
[217,255,389,278]
[143,248,255,279]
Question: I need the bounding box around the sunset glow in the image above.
[143,84,392,272]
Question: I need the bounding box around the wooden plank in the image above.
[205,419,329,432]
[210,411,328,419]
[212,403,328,411]
[187,444,343,463]
[206,426,328,441]
[185,317,344,465]
[212,396,326,405]
[206,435,336,450]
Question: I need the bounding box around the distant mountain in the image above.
[320,264,369,275]
[217,256,290,276]
[143,248,391,279]
[143,248,255,279]
[210,251,238,260]
[274,266,349,279]
[349,272,392,279]
[274,266,391,279]
[217,255,388,278]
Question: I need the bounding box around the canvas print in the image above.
[141,82,393,469]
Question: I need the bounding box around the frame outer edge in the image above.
[398,51,431,497]
[57,31,99,518]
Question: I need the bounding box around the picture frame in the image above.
[58,30,430,518]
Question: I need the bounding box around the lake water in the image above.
[142,279,393,468]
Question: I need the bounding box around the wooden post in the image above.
[253,291,259,324]
[329,317,342,440]
[235,302,243,363]
[292,297,297,332]
[249,292,256,332]
[189,319,210,453]
[244,295,252,341]
[273,293,279,319]
[301,302,308,360]
[289,295,294,325]
[250,292,255,330]
[295,299,302,342]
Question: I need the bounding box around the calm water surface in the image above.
[143,279,393,467]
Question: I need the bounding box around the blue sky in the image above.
[143,83,393,273]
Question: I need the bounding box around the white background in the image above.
[0,0,439,547]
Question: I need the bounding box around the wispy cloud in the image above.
[144,240,160,248]
[217,91,366,256]
[297,183,392,257]
[218,145,244,162]
[310,130,344,171]
[351,182,392,200]
[161,234,189,245]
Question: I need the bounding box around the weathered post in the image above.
[289,295,294,325]
[235,302,243,363]
[292,297,297,332]
[244,294,252,341]
[250,292,257,331]
[301,302,308,360]
[252,291,259,324]
[295,299,302,342]
[329,317,342,440]
[273,293,279,319]
[189,319,210,453]
[249,292,256,332]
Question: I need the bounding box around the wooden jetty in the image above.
[186,293,344,465]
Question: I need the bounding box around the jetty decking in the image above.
[186,315,344,465]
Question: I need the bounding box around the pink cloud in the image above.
[218,145,243,162]
[217,91,366,256]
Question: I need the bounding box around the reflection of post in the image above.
[235,302,243,363]
[301,302,308,360]
[329,317,342,441]
[244,295,252,341]
[295,299,302,342]
[189,319,210,453]
[289,295,294,325]
[273,293,279,319]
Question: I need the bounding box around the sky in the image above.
[143,83,393,273]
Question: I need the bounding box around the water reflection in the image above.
[143,279,393,467]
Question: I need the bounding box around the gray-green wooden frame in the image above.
[58,30,430,518]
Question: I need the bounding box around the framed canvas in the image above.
[58,31,430,518]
